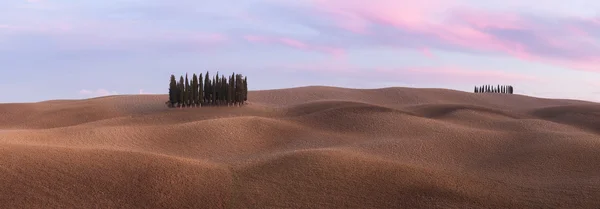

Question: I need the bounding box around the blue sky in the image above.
[1,0,599,103]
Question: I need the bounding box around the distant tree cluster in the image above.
[167,72,247,108]
[474,85,514,94]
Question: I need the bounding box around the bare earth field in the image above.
[1,86,600,209]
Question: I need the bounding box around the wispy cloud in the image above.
[243,34,344,56]
[258,0,600,72]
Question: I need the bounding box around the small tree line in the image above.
[167,72,248,108]
[474,85,514,94]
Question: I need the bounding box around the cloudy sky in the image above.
[1,0,599,102]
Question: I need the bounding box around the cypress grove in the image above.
[168,72,248,108]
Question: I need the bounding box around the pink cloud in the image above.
[303,0,600,72]
[420,47,434,58]
[243,34,344,56]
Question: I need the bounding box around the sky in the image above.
[1,0,600,103]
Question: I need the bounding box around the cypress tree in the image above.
[232,74,237,105]
[206,79,211,105]
[204,71,210,105]
[225,76,229,106]
[183,73,190,107]
[218,75,222,105]
[231,75,235,105]
[221,76,225,105]
[230,73,235,105]
[195,73,199,106]
[195,74,200,106]
[219,75,224,105]
[214,76,218,105]
[189,74,193,107]
[178,76,184,107]
[169,75,177,107]
[211,77,217,105]
[226,75,232,105]
[175,80,180,107]
[217,75,221,105]
[243,76,248,103]
[221,75,226,106]
[215,74,219,106]
[191,74,195,107]
[199,73,204,106]
[235,74,241,106]
[235,74,244,106]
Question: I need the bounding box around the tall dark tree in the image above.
[218,75,224,105]
[221,75,227,105]
[199,73,204,106]
[169,75,177,107]
[213,74,218,105]
[192,73,198,107]
[175,80,180,107]
[234,74,240,105]
[211,77,217,105]
[226,75,232,105]
[230,73,236,105]
[243,76,248,103]
[204,71,210,105]
[183,74,189,107]
[178,76,184,107]
[234,74,244,106]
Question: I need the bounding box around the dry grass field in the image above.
[1,86,599,208]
